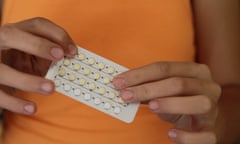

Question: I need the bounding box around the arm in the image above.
[112,1,239,144]
[0,0,2,133]
[0,0,3,23]
[192,0,240,143]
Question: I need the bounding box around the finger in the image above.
[0,90,36,115]
[112,62,212,89]
[0,63,54,95]
[2,49,39,74]
[31,56,52,76]
[0,24,64,61]
[119,77,221,102]
[0,85,16,94]
[148,95,213,115]
[2,50,51,76]
[15,17,77,55]
[168,129,217,144]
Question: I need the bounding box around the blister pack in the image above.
[46,46,139,123]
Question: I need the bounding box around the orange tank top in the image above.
[2,0,195,144]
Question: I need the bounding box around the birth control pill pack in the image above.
[46,46,139,123]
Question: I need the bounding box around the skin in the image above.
[113,0,240,143]
[0,17,77,114]
[193,1,240,143]
[0,0,239,144]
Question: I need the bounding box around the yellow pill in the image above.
[79,78,86,85]
[89,83,96,90]
[93,73,100,80]
[73,63,81,71]
[83,68,91,75]
[108,92,116,99]
[78,53,86,60]
[107,66,115,74]
[63,59,71,66]
[98,87,106,95]
[98,62,105,70]
[118,98,125,104]
[69,74,76,81]
[88,58,95,65]
[58,69,66,76]
[103,77,111,84]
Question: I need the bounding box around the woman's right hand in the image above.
[0,17,77,115]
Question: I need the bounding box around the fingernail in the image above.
[112,77,125,89]
[149,101,159,110]
[41,82,53,93]
[68,45,77,55]
[121,90,133,100]
[51,48,64,59]
[168,129,177,139]
[24,104,35,114]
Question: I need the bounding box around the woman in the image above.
[0,0,240,143]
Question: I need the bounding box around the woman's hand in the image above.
[113,62,221,144]
[0,17,77,115]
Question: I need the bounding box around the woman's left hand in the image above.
[113,62,221,144]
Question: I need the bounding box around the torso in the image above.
[2,1,195,143]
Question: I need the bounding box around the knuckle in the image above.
[29,17,53,31]
[208,133,217,144]
[0,24,16,43]
[31,17,49,26]
[30,17,70,44]
[142,86,151,100]
[213,83,222,98]
[171,77,187,93]
[153,62,170,76]
[198,64,211,78]
[198,64,209,71]
[57,28,69,42]
[35,38,48,50]
[200,96,212,113]
[206,82,222,102]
